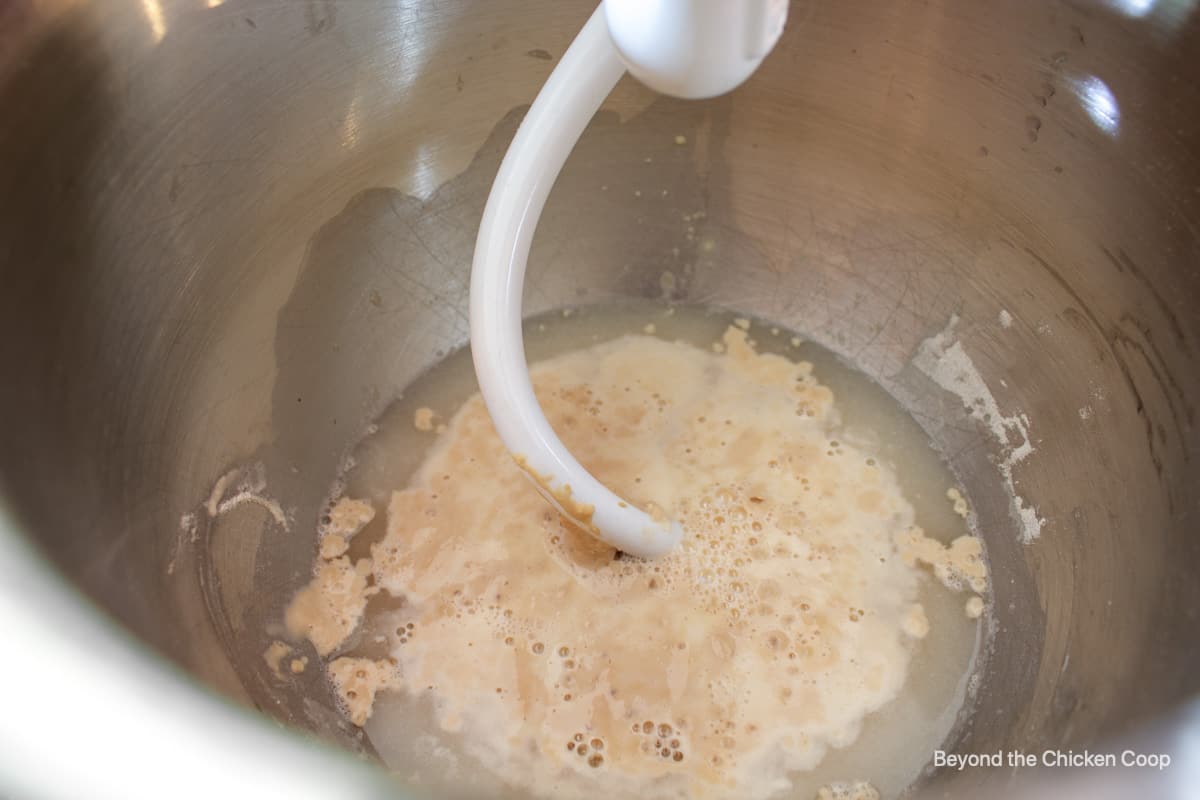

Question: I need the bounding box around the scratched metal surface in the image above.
[1,0,1198,795]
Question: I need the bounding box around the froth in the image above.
[293,326,988,799]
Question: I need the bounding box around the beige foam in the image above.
[329,656,403,726]
[297,328,989,798]
[413,407,437,432]
[263,640,291,680]
[946,488,969,519]
[285,556,376,656]
[895,529,988,594]
[318,496,375,558]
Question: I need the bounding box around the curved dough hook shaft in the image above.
[469,7,683,559]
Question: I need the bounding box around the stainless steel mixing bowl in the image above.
[1,0,1198,797]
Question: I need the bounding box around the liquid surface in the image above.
[282,305,988,799]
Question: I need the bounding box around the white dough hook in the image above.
[469,1,786,559]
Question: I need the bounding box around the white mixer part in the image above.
[606,0,788,99]
[470,2,784,558]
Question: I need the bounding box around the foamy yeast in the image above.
[295,326,989,799]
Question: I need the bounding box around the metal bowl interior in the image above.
[1,0,1198,796]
